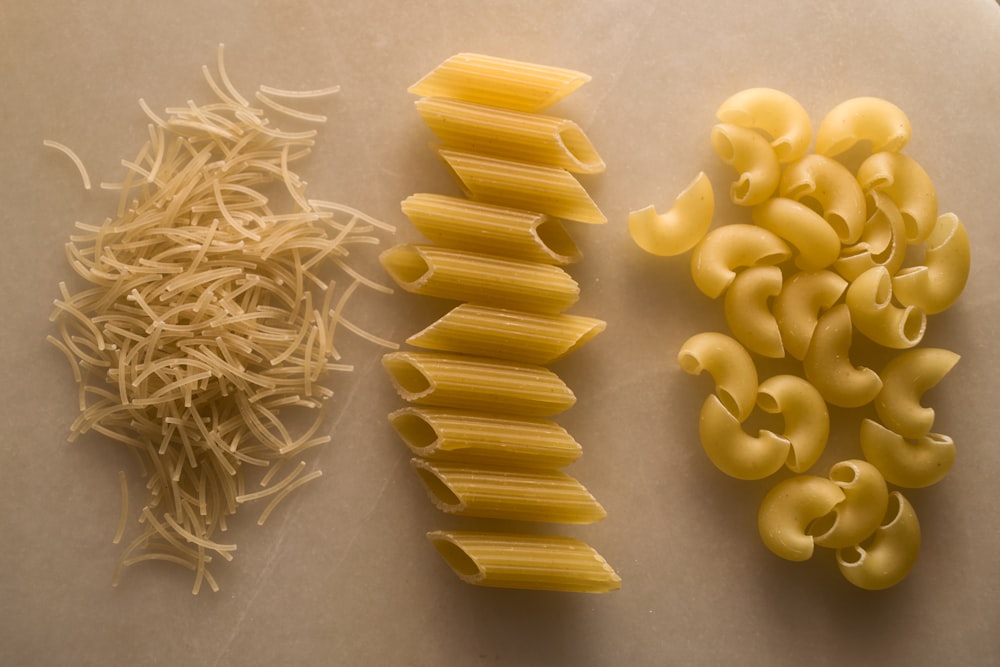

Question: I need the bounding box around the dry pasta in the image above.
[856,151,938,244]
[628,171,714,256]
[723,266,784,359]
[715,87,812,163]
[836,491,920,590]
[845,266,926,349]
[757,475,846,561]
[43,139,92,190]
[698,394,790,480]
[892,213,970,314]
[710,123,781,206]
[689,224,791,299]
[756,374,829,473]
[811,459,889,550]
[874,347,960,438]
[859,419,955,489]
[778,154,866,244]
[677,332,758,421]
[815,96,912,158]
[834,190,908,281]
[772,270,848,361]
[803,304,883,409]
[751,197,841,271]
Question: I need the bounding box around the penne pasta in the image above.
[628,172,714,257]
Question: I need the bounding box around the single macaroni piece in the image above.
[815,97,912,158]
[836,491,920,590]
[750,197,841,270]
[437,148,606,224]
[772,270,848,361]
[379,244,579,314]
[690,224,791,299]
[406,303,605,365]
[710,123,781,206]
[845,266,926,349]
[414,97,605,174]
[756,375,829,473]
[408,53,592,113]
[859,419,955,488]
[401,193,582,265]
[426,530,621,593]
[381,351,576,417]
[411,458,606,523]
[875,347,960,438]
[856,151,938,244]
[715,87,812,163]
[698,394,790,480]
[723,266,784,358]
[778,154,866,244]
[758,475,846,561]
[628,171,714,256]
[388,406,583,469]
[892,213,970,314]
[812,459,889,550]
[677,332,758,421]
[834,191,908,281]
[803,304,882,408]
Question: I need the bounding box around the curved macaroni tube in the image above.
[815,97,912,158]
[773,270,848,361]
[724,266,784,358]
[677,332,758,421]
[811,459,889,550]
[690,224,791,298]
[628,172,714,256]
[756,375,829,473]
[892,213,970,314]
[751,197,841,270]
[875,347,960,438]
[836,491,920,590]
[715,88,812,163]
[845,266,926,349]
[758,475,845,561]
[803,304,882,408]
[778,154,866,244]
[698,394,790,480]
[834,191,908,281]
[856,152,938,244]
[859,419,956,488]
[710,123,781,206]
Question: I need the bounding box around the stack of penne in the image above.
[379,53,620,593]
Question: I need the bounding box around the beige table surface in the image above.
[2,1,999,665]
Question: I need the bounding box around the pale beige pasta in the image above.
[43,139,92,190]
[803,304,882,408]
[836,491,920,590]
[406,304,605,365]
[811,459,889,550]
[414,97,605,174]
[408,53,592,113]
[874,347,960,438]
[751,197,841,270]
[698,394,790,480]
[856,151,938,244]
[834,190,908,281]
[715,87,812,163]
[815,97,911,158]
[426,530,621,593]
[778,154,866,244]
[628,172,714,256]
[723,266,784,358]
[400,193,581,265]
[388,406,582,468]
[756,375,829,473]
[859,419,955,489]
[378,244,579,314]
[710,123,781,206]
[437,148,606,224]
[845,266,926,349]
[757,475,846,561]
[677,332,758,421]
[689,224,791,299]
[892,213,970,314]
[773,270,848,361]
[381,351,576,417]
[411,458,606,524]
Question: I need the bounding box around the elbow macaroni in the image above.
[710,123,781,206]
[836,491,920,591]
[856,151,938,244]
[779,153,866,244]
[715,87,812,163]
[723,266,784,359]
[811,459,889,550]
[772,270,848,361]
[677,332,758,421]
[875,347,960,438]
[628,172,714,256]
[859,418,955,488]
[803,304,883,409]
[698,394,790,480]
[845,266,926,349]
[834,190,908,281]
[756,374,829,473]
[815,96,912,157]
[758,475,845,561]
[751,197,841,270]
[892,213,970,314]
[690,224,791,299]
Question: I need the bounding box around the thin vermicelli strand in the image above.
[43,140,92,190]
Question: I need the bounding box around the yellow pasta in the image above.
[836,491,920,590]
[834,190,908,281]
[856,151,938,244]
[715,87,812,163]
[723,266,784,358]
[388,406,582,468]
[689,224,791,299]
[811,459,889,550]
[628,171,714,256]
[698,394,790,480]
[874,347,960,438]
[803,304,882,408]
[756,375,829,473]
[411,458,606,524]
[778,154,866,244]
[757,475,846,561]
[677,332,758,421]
[437,148,607,224]
[815,96,912,158]
[751,197,841,271]
[406,303,605,365]
[859,419,955,489]
[379,244,579,314]
[845,266,926,349]
[408,53,592,113]
[400,193,581,265]
[772,270,848,361]
[892,213,970,314]
[710,123,781,206]
[414,97,605,174]
[381,351,576,417]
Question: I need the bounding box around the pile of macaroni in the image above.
[630,89,969,590]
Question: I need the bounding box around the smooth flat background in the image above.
[2,1,998,665]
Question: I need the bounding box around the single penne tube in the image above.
[689,224,791,299]
[699,394,790,480]
[677,332,758,421]
[803,304,882,409]
[628,171,714,257]
[773,270,848,361]
[381,351,576,417]
[811,459,889,550]
[426,530,621,593]
[715,88,812,163]
[751,197,841,271]
[406,303,605,365]
[400,193,581,265]
[834,191,908,282]
[856,152,938,244]
[815,97,912,158]
[437,149,606,224]
[859,419,955,489]
[836,491,920,590]
[723,266,784,358]
[756,374,829,473]
[779,154,866,244]
[411,458,606,523]
[874,347,960,438]
[892,213,970,314]
[845,266,926,349]
[379,244,579,314]
[414,97,605,174]
[388,406,583,468]
[758,475,846,562]
[408,53,592,113]
[710,123,781,206]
